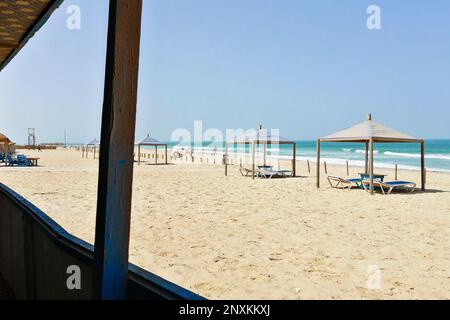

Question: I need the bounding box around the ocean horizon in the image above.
[163,139,450,173]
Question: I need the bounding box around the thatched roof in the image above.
[321,114,421,143]
[0,133,11,144]
[0,0,64,71]
[87,138,100,146]
[138,134,166,146]
[228,128,294,145]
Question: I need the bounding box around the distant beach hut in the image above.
[137,134,168,165]
[316,114,425,194]
[225,126,297,179]
[0,133,14,154]
[87,138,100,159]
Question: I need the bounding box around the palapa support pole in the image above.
[138,144,141,165]
[165,145,168,164]
[224,143,228,176]
[93,0,143,300]
[252,141,256,179]
[263,143,267,166]
[421,140,426,191]
[365,142,369,174]
[395,164,398,181]
[155,145,158,165]
[346,160,349,176]
[370,139,374,195]
[292,143,297,177]
[316,139,321,188]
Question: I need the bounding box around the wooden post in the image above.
[252,142,256,179]
[165,145,168,164]
[324,161,328,174]
[365,142,369,174]
[421,141,425,191]
[155,145,158,165]
[307,160,311,174]
[292,143,296,177]
[225,143,228,176]
[395,164,398,181]
[138,144,141,165]
[346,160,349,176]
[94,147,96,160]
[263,144,267,166]
[316,140,321,188]
[370,139,374,195]
[93,0,143,300]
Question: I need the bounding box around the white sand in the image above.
[1,149,449,299]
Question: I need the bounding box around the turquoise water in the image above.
[166,140,450,172]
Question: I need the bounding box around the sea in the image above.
[165,140,450,173]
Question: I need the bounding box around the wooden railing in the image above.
[0,183,204,300]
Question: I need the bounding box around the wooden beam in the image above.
[316,140,320,188]
[0,43,19,49]
[93,0,143,300]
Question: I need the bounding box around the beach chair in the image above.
[362,180,416,195]
[7,154,17,166]
[327,175,362,189]
[16,154,32,167]
[239,166,253,177]
[257,166,292,178]
[0,153,5,164]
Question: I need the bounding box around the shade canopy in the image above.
[316,114,425,194]
[138,134,166,146]
[0,133,11,144]
[228,128,294,145]
[0,0,64,71]
[87,138,100,146]
[321,114,421,143]
[137,135,168,165]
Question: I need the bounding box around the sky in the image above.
[0,0,449,144]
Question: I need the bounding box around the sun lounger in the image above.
[239,166,253,176]
[362,180,416,195]
[257,166,292,178]
[327,175,362,189]
[17,155,32,167]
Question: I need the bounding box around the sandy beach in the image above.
[1,148,449,299]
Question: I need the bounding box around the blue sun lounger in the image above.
[362,180,416,195]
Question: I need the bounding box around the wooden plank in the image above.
[93,0,143,300]
[0,43,19,49]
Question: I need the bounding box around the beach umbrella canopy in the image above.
[87,138,100,146]
[228,128,294,144]
[139,134,161,145]
[316,114,425,194]
[321,114,419,143]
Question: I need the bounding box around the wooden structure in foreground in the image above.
[225,127,297,179]
[0,0,204,300]
[316,114,426,195]
[137,134,168,165]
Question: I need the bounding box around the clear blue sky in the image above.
[1,0,449,144]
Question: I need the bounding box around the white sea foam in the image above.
[384,151,450,161]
